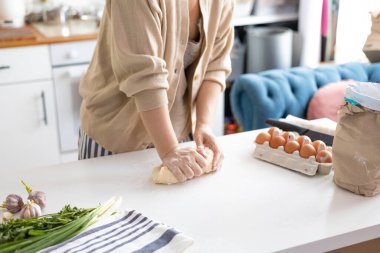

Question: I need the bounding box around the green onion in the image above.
[0,196,121,253]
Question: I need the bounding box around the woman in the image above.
[78,0,234,182]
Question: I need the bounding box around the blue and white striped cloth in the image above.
[39,210,193,253]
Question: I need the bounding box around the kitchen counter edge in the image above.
[0,25,97,49]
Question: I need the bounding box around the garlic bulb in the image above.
[21,180,46,209]
[28,191,46,209]
[4,194,24,214]
[2,212,13,222]
[20,200,42,219]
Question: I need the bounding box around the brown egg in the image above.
[269,136,286,149]
[316,150,333,163]
[284,140,301,154]
[255,132,271,144]
[297,135,312,147]
[312,140,327,153]
[299,144,317,159]
[268,127,281,138]
[282,132,296,142]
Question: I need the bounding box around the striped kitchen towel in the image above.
[39,210,193,253]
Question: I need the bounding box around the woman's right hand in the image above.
[162,147,208,182]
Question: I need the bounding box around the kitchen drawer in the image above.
[0,45,52,85]
[49,40,97,66]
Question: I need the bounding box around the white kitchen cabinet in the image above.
[0,80,60,170]
[0,45,52,85]
[0,45,60,170]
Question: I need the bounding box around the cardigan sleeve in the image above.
[203,0,235,92]
[110,0,169,112]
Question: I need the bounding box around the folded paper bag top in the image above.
[345,82,380,111]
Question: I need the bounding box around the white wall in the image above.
[335,0,380,63]
[298,0,323,67]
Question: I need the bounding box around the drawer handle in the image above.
[67,50,79,60]
[0,65,10,70]
[41,91,48,126]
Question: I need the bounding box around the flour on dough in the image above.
[152,148,214,185]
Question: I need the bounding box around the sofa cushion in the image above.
[230,63,380,131]
[307,80,352,122]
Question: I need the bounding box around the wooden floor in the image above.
[328,238,380,253]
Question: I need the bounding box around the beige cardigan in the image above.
[80,0,235,153]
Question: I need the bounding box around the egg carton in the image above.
[253,142,332,176]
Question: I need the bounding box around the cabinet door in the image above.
[0,45,51,85]
[0,81,60,170]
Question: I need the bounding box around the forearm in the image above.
[140,106,178,159]
[196,81,223,127]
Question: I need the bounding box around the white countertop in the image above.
[2,130,380,253]
[33,20,98,38]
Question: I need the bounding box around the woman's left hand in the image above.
[193,123,224,171]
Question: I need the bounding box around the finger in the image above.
[170,166,187,182]
[194,134,204,149]
[194,154,207,170]
[196,145,207,158]
[211,144,222,171]
[190,160,203,177]
[180,164,195,180]
[215,153,224,171]
[192,150,207,168]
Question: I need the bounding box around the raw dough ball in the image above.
[152,148,214,185]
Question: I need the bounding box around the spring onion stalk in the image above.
[0,196,122,253]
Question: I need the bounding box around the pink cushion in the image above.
[307,80,352,122]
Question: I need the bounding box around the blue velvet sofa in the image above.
[230,62,380,131]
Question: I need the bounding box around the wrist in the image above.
[195,122,211,130]
[158,141,178,160]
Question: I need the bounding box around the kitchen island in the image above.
[2,130,380,253]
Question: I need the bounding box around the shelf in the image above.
[233,13,298,27]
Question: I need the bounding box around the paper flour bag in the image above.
[333,82,380,197]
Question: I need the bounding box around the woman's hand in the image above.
[194,123,224,171]
[162,147,207,182]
